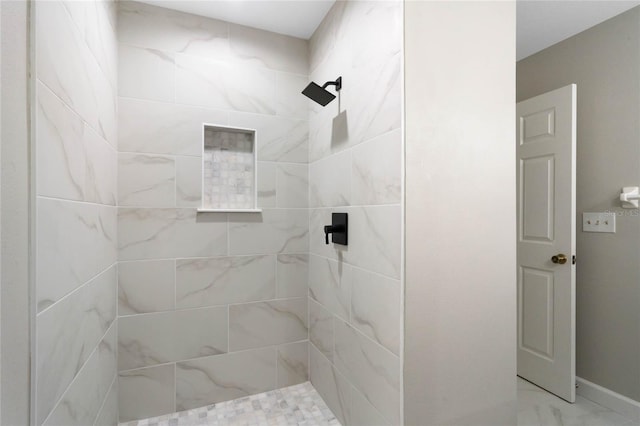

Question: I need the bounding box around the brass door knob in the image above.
[551,254,568,264]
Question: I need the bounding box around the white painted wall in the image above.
[1,0,31,424]
[404,1,517,424]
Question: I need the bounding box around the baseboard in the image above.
[576,377,640,422]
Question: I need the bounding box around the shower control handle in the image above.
[324,213,348,246]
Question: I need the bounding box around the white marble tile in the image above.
[36,81,86,202]
[309,254,351,321]
[118,208,227,261]
[176,155,202,207]
[36,266,116,425]
[276,73,310,120]
[310,343,351,425]
[277,341,309,388]
[118,1,229,60]
[95,375,118,426]
[276,254,309,298]
[37,0,117,147]
[229,24,308,75]
[228,209,309,255]
[277,163,309,208]
[309,1,346,75]
[43,323,116,426]
[228,112,309,164]
[176,54,276,114]
[118,153,175,207]
[229,299,307,351]
[37,199,117,312]
[517,378,636,426]
[118,97,228,156]
[84,124,117,206]
[118,306,228,371]
[119,364,175,423]
[175,255,276,309]
[118,44,175,102]
[118,260,175,315]
[310,150,351,207]
[84,0,118,88]
[351,128,402,206]
[176,348,277,411]
[309,298,334,362]
[350,385,391,426]
[343,205,401,279]
[351,267,400,356]
[333,319,400,425]
[257,161,276,208]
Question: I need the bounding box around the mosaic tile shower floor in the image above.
[120,382,340,426]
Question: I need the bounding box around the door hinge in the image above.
[572,255,576,265]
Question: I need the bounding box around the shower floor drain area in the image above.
[119,382,341,426]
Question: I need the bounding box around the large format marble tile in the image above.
[310,343,351,425]
[94,375,118,426]
[118,44,175,102]
[228,209,309,255]
[118,208,227,260]
[351,267,401,355]
[118,1,229,60]
[277,163,309,208]
[37,199,117,312]
[36,266,116,425]
[277,341,309,387]
[175,255,276,309]
[309,298,334,361]
[176,348,277,411]
[118,153,175,207]
[228,112,308,164]
[257,162,277,208]
[43,323,116,426]
[118,97,228,156]
[176,54,276,114]
[229,24,308,75]
[343,205,401,279]
[229,299,307,351]
[81,0,118,88]
[308,254,351,321]
[276,73,309,120]
[36,81,86,202]
[118,260,175,315]
[276,254,309,298]
[333,319,400,425]
[350,385,391,426]
[176,155,202,207]
[351,128,402,206]
[84,124,117,206]
[37,0,117,146]
[118,307,228,371]
[119,364,175,423]
[310,150,351,207]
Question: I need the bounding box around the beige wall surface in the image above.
[517,7,640,401]
[1,1,31,424]
[404,1,517,425]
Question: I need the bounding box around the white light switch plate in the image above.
[582,212,616,233]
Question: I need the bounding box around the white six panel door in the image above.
[516,84,576,402]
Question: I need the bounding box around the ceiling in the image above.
[517,0,640,60]
[137,0,336,39]
[140,0,640,57]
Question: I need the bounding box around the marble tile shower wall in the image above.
[116,2,310,422]
[307,2,403,425]
[34,1,119,426]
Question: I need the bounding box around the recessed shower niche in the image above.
[198,124,259,212]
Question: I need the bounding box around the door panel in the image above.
[517,84,576,403]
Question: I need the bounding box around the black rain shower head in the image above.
[302,77,342,106]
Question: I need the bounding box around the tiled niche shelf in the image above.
[197,124,260,213]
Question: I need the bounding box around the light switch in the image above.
[582,212,616,233]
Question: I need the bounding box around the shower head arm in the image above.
[322,76,342,92]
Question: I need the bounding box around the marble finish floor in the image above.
[120,382,340,426]
[518,377,636,426]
